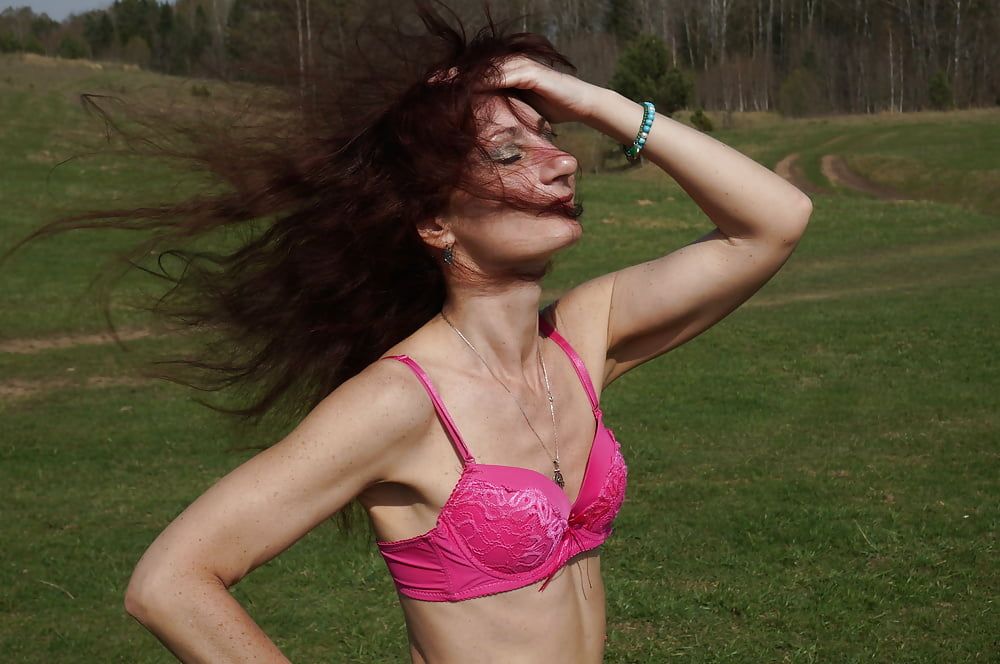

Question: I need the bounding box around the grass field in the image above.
[1,54,997,662]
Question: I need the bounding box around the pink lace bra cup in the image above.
[375,311,629,602]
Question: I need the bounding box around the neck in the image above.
[439,281,546,384]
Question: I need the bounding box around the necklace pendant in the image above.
[553,466,565,489]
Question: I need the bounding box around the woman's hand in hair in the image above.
[481,55,602,125]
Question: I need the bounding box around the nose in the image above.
[538,148,578,187]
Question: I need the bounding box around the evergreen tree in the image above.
[610,33,691,117]
[84,12,115,56]
[0,33,21,53]
[604,0,636,45]
[928,71,954,110]
[778,67,823,117]
[155,3,173,70]
[191,4,212,61]
[157,3,173,41]
[22,34,45,54]
[224,0,247,61]
[166,10,193,74]
[57,35,89,59]
[113,0,156,48]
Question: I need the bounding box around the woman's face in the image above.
[437,94,580,275]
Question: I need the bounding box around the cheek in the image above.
[470,162,542,199]
[501,159,544,186]
[460,217,534,256]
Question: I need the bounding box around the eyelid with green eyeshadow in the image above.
[487,128,558,164]
[489,146,523,164]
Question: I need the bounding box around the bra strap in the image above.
[538,310,601,413]
[382,355,475,466]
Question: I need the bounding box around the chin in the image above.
[559,216,584,242]
[520,229,579,264]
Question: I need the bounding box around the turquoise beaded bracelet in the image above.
[622,101,656,162]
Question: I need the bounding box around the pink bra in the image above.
[374,312,628,602]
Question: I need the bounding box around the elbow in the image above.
[797,194,814,224]
[124,596,149,626]
[124,566,159,622]
[124,558,228,624]
[124,562,184,624]
[779,195,813,246]
[124,592,149,624]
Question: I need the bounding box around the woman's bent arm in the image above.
[124,359,431,663]
[126,578,292,664]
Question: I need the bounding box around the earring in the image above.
[443,244,454,265]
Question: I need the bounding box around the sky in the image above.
[6,0,117,21]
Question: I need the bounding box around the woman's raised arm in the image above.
[577,88,813,385]
[123,358,431,663]
[484,56,813,386]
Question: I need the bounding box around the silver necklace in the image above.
[439,310,564,489]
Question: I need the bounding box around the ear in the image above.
[414,214,453,251]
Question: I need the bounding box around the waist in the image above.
[396,558,607,663]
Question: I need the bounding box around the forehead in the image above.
[476,95,547,138]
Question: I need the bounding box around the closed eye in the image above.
[488,145,523,165]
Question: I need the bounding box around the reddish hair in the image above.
[1,1,581,433]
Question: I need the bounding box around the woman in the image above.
[9,3,810,663]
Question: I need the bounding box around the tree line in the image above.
[1,0,997,115]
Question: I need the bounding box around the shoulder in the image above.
[308,356,437,483]
[328,355,436,431]
[542,275,616,393]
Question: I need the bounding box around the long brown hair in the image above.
[1,1,582,530]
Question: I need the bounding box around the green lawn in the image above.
[1,56,997,662]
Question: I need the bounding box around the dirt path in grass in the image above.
[774,153,829,196]
[820,154,912,201]
[0,327,155,355]
[776,152,914,202]
[0,375,157,401]
[0,327,164,401]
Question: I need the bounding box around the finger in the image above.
[498,57,540,85]
[476,61,533,93]
[517,89,559,123]
[427,66,459,85]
